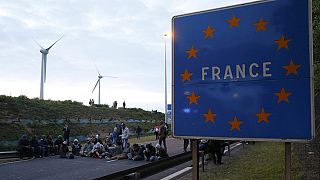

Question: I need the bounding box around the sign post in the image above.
[285,142,291,180]
[172,0,313,178]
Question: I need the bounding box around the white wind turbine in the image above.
[35,36,63,100]
[92,67,118,104]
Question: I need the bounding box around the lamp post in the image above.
[164,33,168,124]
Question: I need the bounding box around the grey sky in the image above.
[0,0,254,112]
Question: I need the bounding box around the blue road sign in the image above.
[172,0,314,141]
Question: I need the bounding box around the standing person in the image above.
[183,139,190,152]
[136,125,142,140]
[62,124,70,145]
[208,140,223,165]
[158,121,167,152]
[120,123,129,149]
[123,101,126,109]
[154,126,159,140]
[112,124,118,144]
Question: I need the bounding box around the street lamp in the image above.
[164,33,168,124]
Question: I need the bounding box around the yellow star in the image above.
[186,46,198,59]
[228,116,243,131]
[275,34,291,50]
[180,69,193,82]
[226,15,240,28]
[256,107,271,123]
[274,88,292,104]
[202,108,217,123]
[186,91,200,105]
[254,17,269,32]
[203,25,215,39]
[282,60,301,76]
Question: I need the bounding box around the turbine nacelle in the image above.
[40,49,49,54]
[98,75,103,79]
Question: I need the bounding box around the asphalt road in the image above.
[0,138,185,180]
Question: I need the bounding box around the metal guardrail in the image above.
[95,152,192,180]
[0,151,19,159]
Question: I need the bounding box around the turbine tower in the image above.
[92,68,118,104]
[35,36,63,100]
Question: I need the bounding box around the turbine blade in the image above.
[46,35,64,51]
[33,38,44,49]
[92,79,100,93]
[101,75,119,78]
[94,64,101,76]
[43,55,47,83]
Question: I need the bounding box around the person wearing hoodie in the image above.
[155,143,169,160]
[71,139,82,156]
[91,142,105,159]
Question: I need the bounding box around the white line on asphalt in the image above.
[160,167,192,180]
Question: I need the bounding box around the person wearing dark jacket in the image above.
[208,140,224,165]
[46,135,54,156]
[59,141,69,158]
[54,135,64,155]
[155,143,169,160]
[158,121,167,151]
[17,135,32,159]
[38,135,48,157]
[128,144,145,161]
[29,135,39,158]
[144,143,156,161]
[62,124,70,145]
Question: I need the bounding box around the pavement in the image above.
[0,138,184,180]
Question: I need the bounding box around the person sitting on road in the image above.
[80,138,94,157]
[91,142,105,159]
[38,135,48,157]
[71,139,82,156]
[105,133,113,148]
[144,143,156,161]
[127,144,145,161]
[105,144,130,161]
[29,135,39,158]
[46,135,54,156]
[59,141,69,158]
[17,134,32,159]
[155,143,169,160]
[93,134,103,145]
[54,135,64,155]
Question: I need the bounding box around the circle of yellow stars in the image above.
[178,14,303,133]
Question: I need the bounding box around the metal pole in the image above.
[285,142,291,180]
[98,80,101,104]
[192,139,199,180]
[164,34,168,124]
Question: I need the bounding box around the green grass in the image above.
[128,135,157,145]
[201,142,304,180]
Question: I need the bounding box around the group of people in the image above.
[183,139,226,165]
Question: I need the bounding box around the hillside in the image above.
[0,95,163,122]
[0,95,164,144]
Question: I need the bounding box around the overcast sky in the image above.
[0,0,255,112]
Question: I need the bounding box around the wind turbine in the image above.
[35,36,63,100]
[92,68,118,104]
